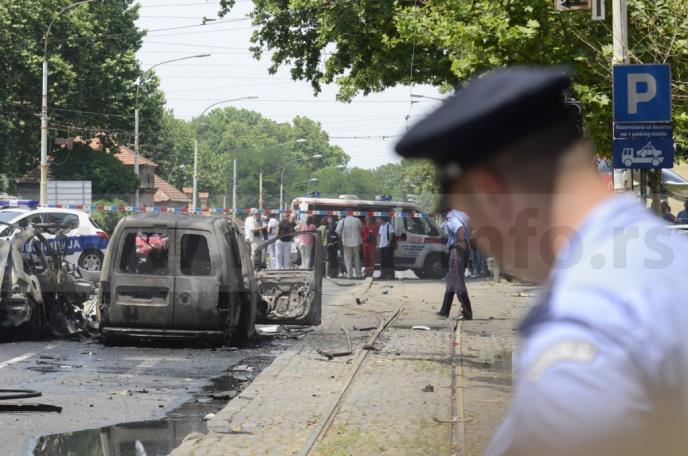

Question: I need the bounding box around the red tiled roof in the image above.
[85,137,158,168]
[153,175,191,204]
[114,145,158,168]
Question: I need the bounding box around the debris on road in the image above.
[422,384,435,393]
[352,326,376,331]
[316,327,353,360]
[513,292,535,298]
[0,403,62,413]
[209,391,238,400]
[232,365,255,373]
[411,325,431,331]
[255,325,283,335]
[202,413,215,421]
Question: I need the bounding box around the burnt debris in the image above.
[0,222,98,340]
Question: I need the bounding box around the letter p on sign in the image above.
[613,64,671,122]
[627,73,656,114]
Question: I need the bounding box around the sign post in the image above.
[612,64,673,169]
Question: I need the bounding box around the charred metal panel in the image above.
[256,272,315,320]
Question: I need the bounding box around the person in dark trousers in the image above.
[378,216,395,279]
[438,210,473,320]
[326,216,340,278]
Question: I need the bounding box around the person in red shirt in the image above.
[360,216,378,278]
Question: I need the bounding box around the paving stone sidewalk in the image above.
[171,278,533,456]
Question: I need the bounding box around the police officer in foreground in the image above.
[396,67,688,456]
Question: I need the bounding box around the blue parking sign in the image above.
[613,64,671,122]
[613,138,674,169]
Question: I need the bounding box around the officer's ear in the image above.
[461,166,513,222]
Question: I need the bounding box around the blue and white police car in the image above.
[0,207,109,271]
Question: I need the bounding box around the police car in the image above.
[0,207,109,271]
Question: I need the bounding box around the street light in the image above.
[134,53,210,207]
[302,177,319,194]
[258,138,306,209]
[280,151,321,211]
[193,96,258,212]
[40,0,100,206]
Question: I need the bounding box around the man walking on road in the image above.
[336,212,362,278]
[396,66,688,456]
[438,210,472,319]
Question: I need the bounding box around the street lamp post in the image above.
[134,53,210,208]
[306,177,318,194]
[40,0,99,206]
[259,138,306,209]
[193,96,258,212]
[280,151,322,212]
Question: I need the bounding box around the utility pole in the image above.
[192,140,198,212]
[41,0,99,206]
[259,170,263,209]
[612,1,646,205]
[135,54,210,209]
[232,158,237,221]
[134,108,140,207]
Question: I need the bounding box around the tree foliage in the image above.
[52,141,139,196]
[0,0,164,180]
[220,0,688,157]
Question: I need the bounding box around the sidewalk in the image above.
[171,277,534,456]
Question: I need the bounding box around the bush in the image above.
[91,199,130,235]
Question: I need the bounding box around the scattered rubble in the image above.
[316,327,353,360]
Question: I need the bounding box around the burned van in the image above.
[98,213,322,344]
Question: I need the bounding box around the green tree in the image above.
[219,0,688,157]
[183,107,349,208]
[52,141,139,197]
[0,0,164,181]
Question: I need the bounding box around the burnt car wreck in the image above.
[0,222,97,339]
[98,213,322,345]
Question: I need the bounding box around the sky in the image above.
[135,0,445,169]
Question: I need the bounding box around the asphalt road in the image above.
[0,280,350,456]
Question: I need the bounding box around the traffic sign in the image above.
[592,0,604,20]
[554,0,590,11]
[614,123,672,140]
[612,138,674,169]
[613,64,671,122]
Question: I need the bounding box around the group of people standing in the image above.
[243,210,396,278]
[327,213,395,279]
[244,211,316,270]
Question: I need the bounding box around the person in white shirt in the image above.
[378,217,395,279]
[244,211,266,258]
[336,213,362,278]
[266,214,279,269]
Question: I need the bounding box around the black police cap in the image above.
[395,66,574,175]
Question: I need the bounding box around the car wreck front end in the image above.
[0,239,44,336]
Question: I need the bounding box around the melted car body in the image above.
[98,214,322,344]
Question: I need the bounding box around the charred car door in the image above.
[107,227,175,328]
[172,229,221,329]
[254,231,323,326]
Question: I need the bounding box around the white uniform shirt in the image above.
[267,217,279,240]
[378,222,392,248]
[244,215,262,243]
[487,195,688,456]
